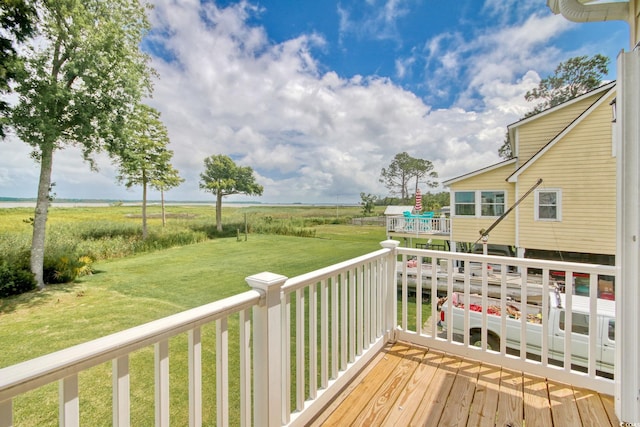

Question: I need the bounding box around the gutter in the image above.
[547,0,629,23]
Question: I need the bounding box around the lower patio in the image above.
[312,341,618,427]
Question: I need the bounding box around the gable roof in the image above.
[507,83,616,183]
[506,81,616,154]
[442,158,517,187]
[507,81,616,132]
[442,81,616,189]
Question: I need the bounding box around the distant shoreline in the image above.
[0,201,358,209]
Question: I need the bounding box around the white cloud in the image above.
[0,0,623,204]
[338,0,411,43]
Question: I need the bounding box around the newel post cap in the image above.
[380,239,400,250]
[245,272,288,292]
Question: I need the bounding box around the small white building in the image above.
[383,205,414,216]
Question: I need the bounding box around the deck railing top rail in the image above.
[0,290,262,404]
[399,247,616,275]
[282,247,392,292]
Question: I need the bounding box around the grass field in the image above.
[0,204,438,425]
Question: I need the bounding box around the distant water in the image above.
[0,202,141,208]
[0,201,354,208]
[0,201,249,208]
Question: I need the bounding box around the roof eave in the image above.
[442,158,517,187]
[506,81,616,131]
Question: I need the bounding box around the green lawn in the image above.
[1,230,388,366]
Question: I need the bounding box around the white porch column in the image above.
[380,240,400,335]
[616,47,640,423]
[246,272,288,427]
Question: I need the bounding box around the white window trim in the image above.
[535,188,562,221]
[453,190,507,219]
[479,190,507,219]
[453,191,476,217]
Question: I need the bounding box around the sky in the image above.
[0,0,632,204]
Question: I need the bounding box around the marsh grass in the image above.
[0,205,366,294]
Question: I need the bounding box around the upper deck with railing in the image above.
[386,214,451,238]
[0,241,621,426]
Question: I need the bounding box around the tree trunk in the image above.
[161,189,166,227]
[31,145,54,289]
[216,192,223,232]
[142,176,147,239]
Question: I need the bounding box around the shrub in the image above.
[43,251,85,284]
[0,261,36,297]
[250,220,316,238]
[126,229,208,253]
[76,256,95,277]
[189,223,246,239]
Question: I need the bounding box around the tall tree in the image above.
[199,155,263,232]
[0,0,36,138]
[359,192,378,215]
[115,104,181,238]
[498,131,513,160]
[422,191,450,212]
[525,54,609,115]
[499,54,609,159]
[410,157,438,196]
[9,0,153,288]
[152,165,184,227]
[379,152,438,202]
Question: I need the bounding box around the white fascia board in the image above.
[442,159,517,187]
[506,81,616,132]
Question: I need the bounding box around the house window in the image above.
[535,189,561,221]
[608,319,615,341]
[481,191,505,217]
[454,191,475,216]
[454,190,506,217]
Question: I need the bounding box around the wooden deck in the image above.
[310,341,618,427]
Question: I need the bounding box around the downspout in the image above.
[548,0,634,46]
[547,0,629,23]
[633,0,639,49]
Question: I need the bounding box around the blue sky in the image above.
[0,0,631,203]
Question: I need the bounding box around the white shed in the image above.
[383,206,414,216]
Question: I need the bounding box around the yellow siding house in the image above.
[443,81,616,266]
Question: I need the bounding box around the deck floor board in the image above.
[351,345,426,426]
[466,363,501,427]
[312,342,618,427]
[380,349,445,426]
[317,342,410,426]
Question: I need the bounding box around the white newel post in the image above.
[616,47,640,423]
[247,272,288,427]
[380,240,400,336]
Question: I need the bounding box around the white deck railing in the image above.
[395,247,616,395]
[386,215,450,235]
[0,241,617,426]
